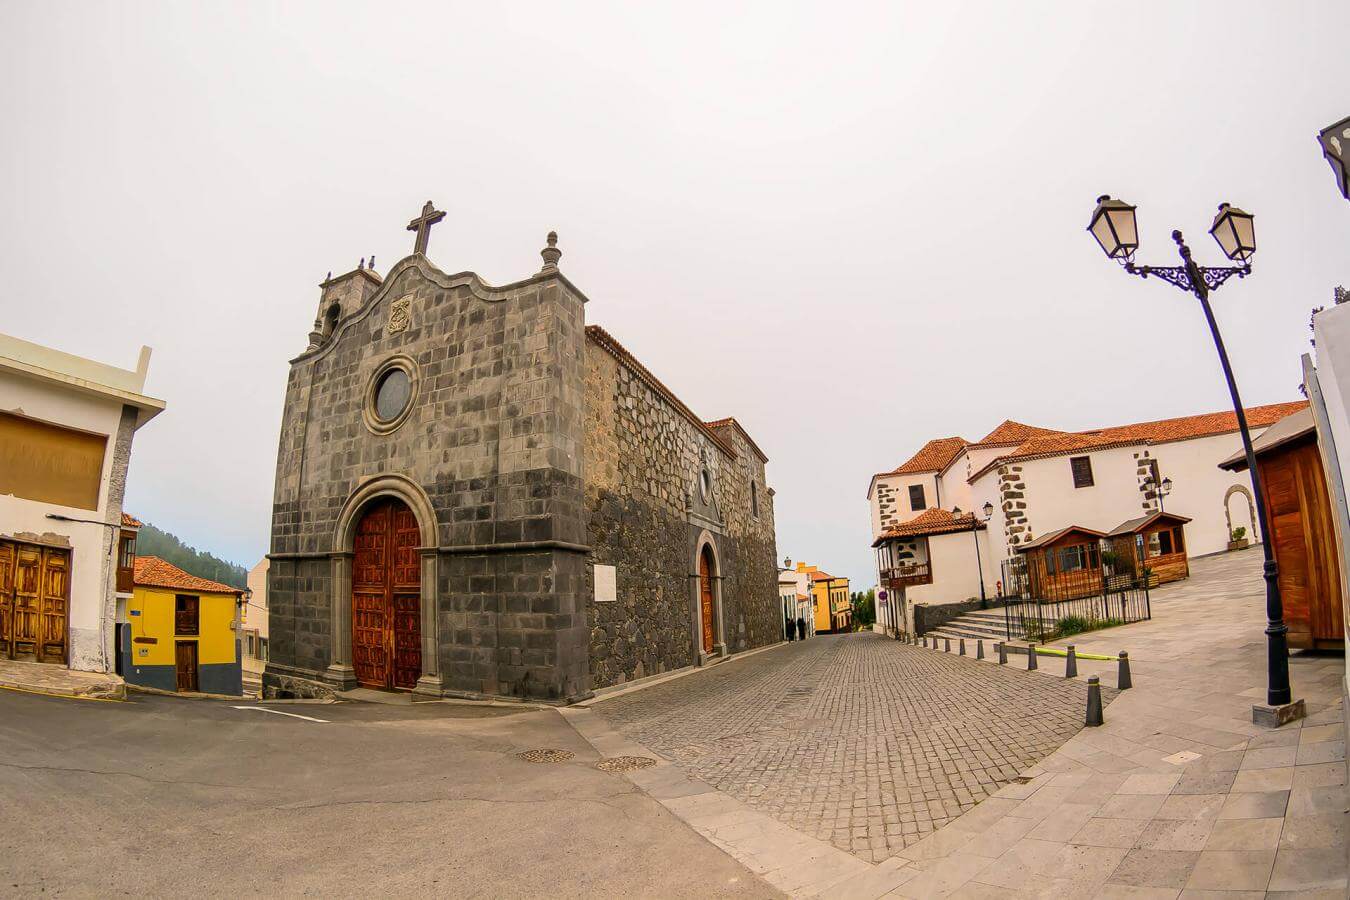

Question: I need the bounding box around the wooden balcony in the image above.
[881,563,932,589]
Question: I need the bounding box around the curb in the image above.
[0,678,126,702]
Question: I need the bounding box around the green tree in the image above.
[850,588,876,629]
[134,523,248,588]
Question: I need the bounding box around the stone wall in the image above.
[913,596,1003,636]
[265,254,590,702]
[582,329,779,689]
[999,464,1030,547]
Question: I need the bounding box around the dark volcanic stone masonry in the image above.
[264,243,779,702]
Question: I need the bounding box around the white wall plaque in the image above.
[594,564,617,603]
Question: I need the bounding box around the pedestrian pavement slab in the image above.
[0,658,125,701]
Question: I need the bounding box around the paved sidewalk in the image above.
[0,658,125,700]
[821,549,1347,898]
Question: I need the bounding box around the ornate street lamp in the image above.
[1088,196,1302,727]
[1318,116,1350,202]
[972,502,994,606]
[1142,474,1173,514]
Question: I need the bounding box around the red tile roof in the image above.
[133,556,242,595]
[872,508,984,544]
[586,325,738,460]
[965,401,1308,483]
[973,420,1063,447]
[121,513,144,528]
[704,417,769,463]
[811,571,835,582]
[889,436,970,475]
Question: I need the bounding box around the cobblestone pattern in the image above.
[583,337,779,688]
[596,632,1113,863]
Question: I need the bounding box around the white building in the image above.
[243,558,270,682]
[0,333,164,673]
[777,563,814,637]
[867,402,1303,633]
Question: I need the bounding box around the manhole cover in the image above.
[516,748,574,763]
[596,756,657,772]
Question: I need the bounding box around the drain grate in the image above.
[596,756,657,772]
[516,748,575,763]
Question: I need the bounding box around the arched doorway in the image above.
[1225,484,1259,544]
[698,544,717,654]
[352,497,422,689]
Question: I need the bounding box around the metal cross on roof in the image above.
[406,200,445,256]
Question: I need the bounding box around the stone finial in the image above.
[369,255,376,271]
[540,231,562,272]
[359,257,365,270]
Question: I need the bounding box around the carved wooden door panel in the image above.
[351,499,421,689]
[11,545,43,660]
[38,548,70,664]
[391,505,422,690]
[352,502,392,688]
[0,541,12,659]
[699,548,715,654]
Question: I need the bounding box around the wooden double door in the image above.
[699,545,716,654]
[352,498,422,689]
[0,540,70,664]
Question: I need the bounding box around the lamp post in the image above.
[972,501,994,605]
[1087,195,1302,726]
[1142,474,1173,514]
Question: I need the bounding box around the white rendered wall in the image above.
[902,528,999,607]
[1311,304,1350,660]
[0,372,125,671]
[870,471,944,538]
[1149,431,1265,555]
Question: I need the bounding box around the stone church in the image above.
[264,203,779,702]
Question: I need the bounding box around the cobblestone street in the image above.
[595,632,1109,863]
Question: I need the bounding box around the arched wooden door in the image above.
[698,545,716,654]
[351,498,421,689]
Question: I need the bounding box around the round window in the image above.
[373,367,411,422]
[363,356,418,435]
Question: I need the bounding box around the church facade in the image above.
[263,205,778,703]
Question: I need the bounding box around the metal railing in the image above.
[999,553,1150,642]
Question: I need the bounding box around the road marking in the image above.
[231,705,329,723]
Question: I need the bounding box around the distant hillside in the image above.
[135,523,248,589]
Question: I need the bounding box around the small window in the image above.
[1070,456,1094,488]
[1172,526,1185,554]
[175,595,199,635]
[1157,529,1175,555]
[1147,532,1162,557]
[118,533,136,569]
[751,480,759,518]
[908,484,926,511]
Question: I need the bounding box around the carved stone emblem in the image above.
[387,297,412,335]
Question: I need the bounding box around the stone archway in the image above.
[328,475,440,694]
[1224,483,1259,544]
[691,531,725,663]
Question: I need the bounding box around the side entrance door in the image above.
[0,540,70,663]
[698,546,715,654]
[175,641,198,692]
[351,498,422,689]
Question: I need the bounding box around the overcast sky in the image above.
[3,2,1348,588]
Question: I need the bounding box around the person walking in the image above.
[796,617,807,641]
[785,617,795,641]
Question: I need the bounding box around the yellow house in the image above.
[796,562,851,634]
[125,556,243,695]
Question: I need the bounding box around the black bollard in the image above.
[997,641,1007,665]
[1086,675,1104,726]
[1118,651,1132,690]
[1027,642,1038,670]
[1065,645,1078,679]
[959,638,966,656]
[944,638,951,653]
[976,639,985,660]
